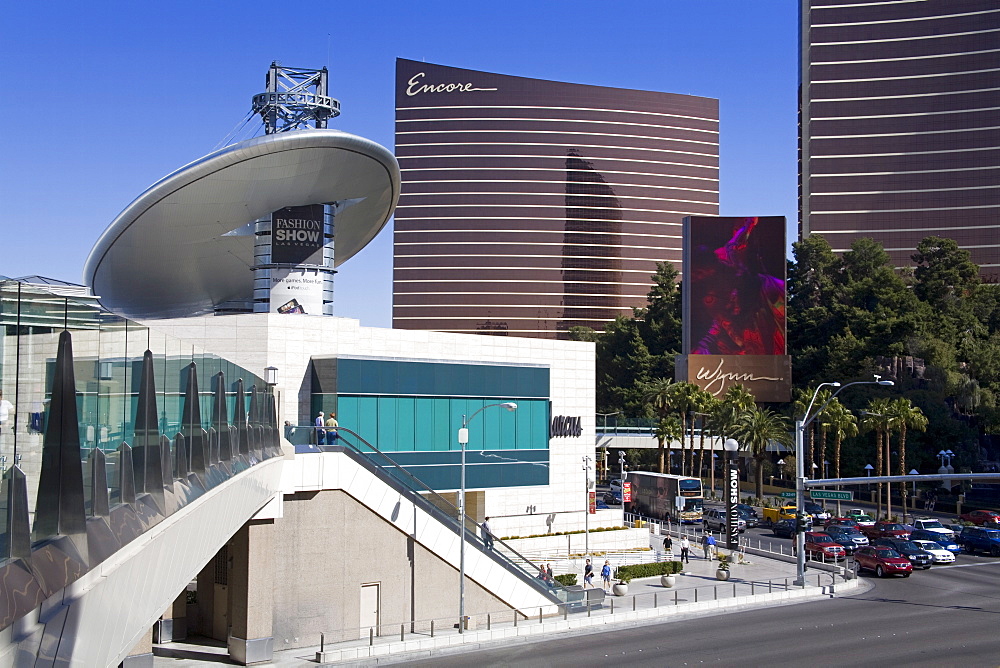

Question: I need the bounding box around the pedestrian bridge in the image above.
[0,331,561,666]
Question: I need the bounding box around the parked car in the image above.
[911,539,956,564]
[603,490,622,505]
[957,526,1000,556]
[704,507,746,533]
[854,546,913,578]
[736,506,759,528]
[610,479,624,492]
[911,518,956,540]
[872,538,934,569]
[803,532,848,559]
[825,524,869,547]
[824,517,861,529]
[846,509,876,526]
[909,529,962,554]
[596,499,610,510]
[958,509,1000,526]
[862,522,911,541]
[772,518,797,538]
[804,502,831,522]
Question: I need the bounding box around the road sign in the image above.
[810,490,853,501]
[779,491,796,498]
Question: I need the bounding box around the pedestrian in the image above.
[701,533,711,559]
[546,563,554,583]
[662,534,673,556]
[706,532,717,558]
[325,412,339,445]
[583,559,594,588]
[601,560,612,591]
[314,411,326,445]
[679,535,690,563]
[481,516,494,550]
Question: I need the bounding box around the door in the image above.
[360,583,380,639]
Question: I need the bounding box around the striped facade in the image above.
[392,59,719,339]
[801,0,1000,282]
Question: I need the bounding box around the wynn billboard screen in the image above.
[682,216,786,356]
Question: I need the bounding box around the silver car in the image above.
[704,507,746,533]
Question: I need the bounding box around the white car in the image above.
[610,479,623,492]
[912,539,956,564]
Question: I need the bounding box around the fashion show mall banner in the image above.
[269,204,326,315]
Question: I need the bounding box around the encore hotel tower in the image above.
[392,59,719,338]
[801,0,1000,282]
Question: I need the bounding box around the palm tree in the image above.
[712,384,756,491]
[861,397,892,519]
[668,382,705,476]
[887,398,928,520]
[734,407,792,499]
[696,394,720,480]
[824,400,858,515]
[792,386,834,478]
[642,378,675,473]
[655,417,683,474]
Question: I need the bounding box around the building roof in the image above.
[84,129,399,319]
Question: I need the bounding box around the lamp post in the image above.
[583,456,593,559]
[795,377,893,586]
[907,469,919,522]
[458,402,517,633]
[724,438,740,550]
[777,458,786,481]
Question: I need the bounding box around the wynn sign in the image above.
[677,216,791,402]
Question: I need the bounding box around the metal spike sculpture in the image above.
[132,350,165,512]
[182,363,208,477]
[235,380,251,463]
[212,372,234,464]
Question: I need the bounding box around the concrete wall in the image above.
[270,489,509,648]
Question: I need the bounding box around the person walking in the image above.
[583,559,594,588]
[481,517,494,550]
[546,563,554,583]
[601,560,612,591]
[679,535,690,563]
[662,534,673,557]
[701,532,711,559]
[706,532,717,558]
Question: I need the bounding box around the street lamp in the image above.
[907,469,919,522]
[724,438,740,550]
[794,377,893,586]
[583,456,593,559]
[777,458,786,481]
[458,402,517,633]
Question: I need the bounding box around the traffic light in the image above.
[795,512,810,534]
[618,451,626,465]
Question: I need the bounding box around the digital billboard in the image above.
[683,216,786,355]
[679,216,790,401]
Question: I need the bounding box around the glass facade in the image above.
[310,357,551,488]
[393,59,720,338]
[0,278,265,517]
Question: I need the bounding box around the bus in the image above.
[625,472,704,523]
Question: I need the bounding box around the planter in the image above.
[660,574,676,588]
[716,569,730,581]
[612,582,629,596]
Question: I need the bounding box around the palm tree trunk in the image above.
[899,426,908,522]
[658,438,666,474]
[755,457,764,500]
[885,433,893,520]
[875,431,883,518]
[834,435,843,516]
[697,420,706,481]
[680,413,688,476]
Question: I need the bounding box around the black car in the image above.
[602,490,622,505]
[822,532,858,555]
[736,506,759,528]
[873,538,934,569]
[772,518,797,538]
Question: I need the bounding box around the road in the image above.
[399,549,1000,667]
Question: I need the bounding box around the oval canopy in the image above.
[85,129,399,319]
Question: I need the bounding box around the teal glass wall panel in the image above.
[332,358,548,398]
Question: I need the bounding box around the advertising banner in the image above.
[269,267,324,315]
[682,216,786,356]
[271,204,325,265]
[622,482,632,503]
[589,491,596,514]
[676,354,791,403]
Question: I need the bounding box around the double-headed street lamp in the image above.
[458,402,517,632]
[795,377,893,586]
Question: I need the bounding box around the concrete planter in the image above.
[716,569,730,581]
[612,583,629,596]
[660,574,676,588]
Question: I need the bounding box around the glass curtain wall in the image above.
[0,278,264,518]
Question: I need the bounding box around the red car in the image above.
[802,532,846,561]
[854,546,913,578]
[959,509,1000,526]
[861,522,911,541]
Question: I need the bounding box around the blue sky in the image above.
[0,1,798,328]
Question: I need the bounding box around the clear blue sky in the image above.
[0,1,798,329]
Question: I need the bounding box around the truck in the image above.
[763,505,798,525]
[912,518,956,540]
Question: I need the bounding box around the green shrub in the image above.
[612,560,683,581]
[554,573,577,586]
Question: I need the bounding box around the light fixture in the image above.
[264,366,278,386]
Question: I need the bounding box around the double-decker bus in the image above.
[625,472,704,523]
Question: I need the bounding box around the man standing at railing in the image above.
[314,411,326,445]
[325,412,339,445]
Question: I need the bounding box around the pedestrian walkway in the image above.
[153,531,859,667]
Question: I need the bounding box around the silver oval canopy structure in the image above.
[84,129,400,319]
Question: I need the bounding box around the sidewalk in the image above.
[154,532,859,667]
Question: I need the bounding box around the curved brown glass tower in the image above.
[802,0,1000,282]
[393,59,719,338]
